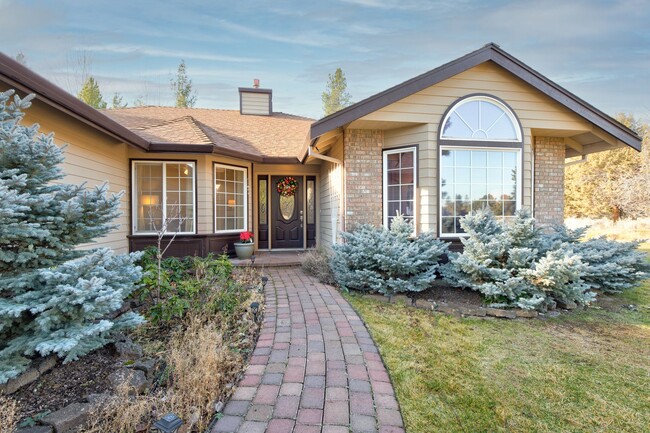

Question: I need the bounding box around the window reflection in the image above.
[440,148,519,235]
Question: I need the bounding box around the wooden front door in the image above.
[272,176,304,249]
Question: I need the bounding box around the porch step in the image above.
[231,251,304,268]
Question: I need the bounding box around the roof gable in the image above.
[310,43,641,151]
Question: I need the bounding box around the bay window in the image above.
[132,161,196,234]
[215,164,247,233]
[383,147,417,229]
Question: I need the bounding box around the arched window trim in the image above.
[439,94,523,144]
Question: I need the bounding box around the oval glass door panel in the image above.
[280,194,295,220]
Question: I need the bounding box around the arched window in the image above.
[441,96,521,142]
[438,95,522,237]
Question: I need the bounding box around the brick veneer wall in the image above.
[534,136,565,225]
[344,129,384,229]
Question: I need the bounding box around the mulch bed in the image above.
[412,282,485,306]
[12,346,119,423]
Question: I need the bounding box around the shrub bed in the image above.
[442,209,649,311]
[4,251,264,433]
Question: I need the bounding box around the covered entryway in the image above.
[257,175,317,250]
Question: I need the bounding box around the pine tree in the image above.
[171,60,196,108]
[0,90,143,383]
[111,93,127,109]
[322,68,352,116]
[77,76,107,109]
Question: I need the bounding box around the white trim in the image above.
[214,163,248,234]
[441,96,522,143]
[382,146,418,230]
[438,146,522,239]
[131,160,197,236]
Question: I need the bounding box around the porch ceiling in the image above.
[532,125,628,158]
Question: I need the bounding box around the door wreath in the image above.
[276,176,298,197]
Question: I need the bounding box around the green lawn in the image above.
[346,251,650,433]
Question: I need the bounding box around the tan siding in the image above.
[319,137,343,248]
[240,92,270,115]
[21,101,130,254]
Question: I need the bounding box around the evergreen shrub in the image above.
[0,91,143,383]
[442,208,649,311]
[331,214,448,295]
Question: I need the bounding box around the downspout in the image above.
[308,143,343,245]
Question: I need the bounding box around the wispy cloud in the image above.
[213,19,341,47]
[76,44,258,63]
[339,0,437,10]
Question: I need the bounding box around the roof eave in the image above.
[0,52,150,151]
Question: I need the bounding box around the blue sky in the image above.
[1,0,648,120]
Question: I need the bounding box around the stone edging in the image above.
[362,294,539,319]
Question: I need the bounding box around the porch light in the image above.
[250,301,260,321]
[261,275,269,288]
[153,413,183,433]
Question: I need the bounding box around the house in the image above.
[0,44,641,256]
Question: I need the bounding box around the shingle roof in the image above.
[103,106,313,161]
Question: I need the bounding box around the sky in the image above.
[0,0,648,121]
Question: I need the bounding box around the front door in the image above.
[272,176,304,249]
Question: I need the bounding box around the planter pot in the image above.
[234,242,255,259]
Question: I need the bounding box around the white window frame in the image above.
[214,163,248,234]
[438,146,522,238]
[382,146,417,230]
[131,160,197,236]
[440,95,522,143]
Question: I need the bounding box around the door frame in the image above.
[254,173,319,251]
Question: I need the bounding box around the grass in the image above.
[346,247,650,433]
[565,217,650,242]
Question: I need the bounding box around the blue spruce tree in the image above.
[0,90,143,383]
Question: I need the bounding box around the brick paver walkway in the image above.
[212,268,404,433]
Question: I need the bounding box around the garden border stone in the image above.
[1,355,57,395]
[42,402,91,433]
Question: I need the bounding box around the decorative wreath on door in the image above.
[276,176,298,197]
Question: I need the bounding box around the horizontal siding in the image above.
[366,63,591,132]
[319,137,343,248]
[20,101,131,254]
[241,92,270,115]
